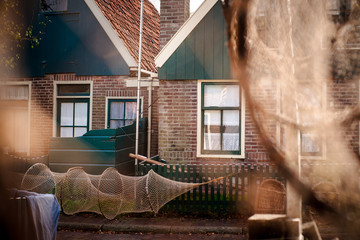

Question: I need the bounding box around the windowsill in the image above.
[197,153,245,159]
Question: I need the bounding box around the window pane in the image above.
[204,110,221,150]
[110,102,124,119]
[223,134,239,151]
[74,127,87,137]
[110,120,122,129]
[125,102,137,119]
[61,127,73,137]
[74,102,88,126]
[301,133,320,153]
[58,84,90,96]
[204,133,221,150]
[60,103,73,126]
[204,85,239,107]
[223,110,240,151]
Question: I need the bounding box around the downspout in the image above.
[135,0,144,171]
[147,79,153,158]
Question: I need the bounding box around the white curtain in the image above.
[223,110,239,151]
[60,103,73,126]
[74,103,88,126]
[204,110,221,150]
[204,85,239,107]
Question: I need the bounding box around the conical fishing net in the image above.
[20,163,215,220]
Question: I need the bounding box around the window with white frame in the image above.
[298,85,325,157]
[279,84,325,158]
[198,82,244,157]
[106,98,141,129]
[56,83,90,137]
[0,84,30,155]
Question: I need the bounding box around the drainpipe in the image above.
[147,79,152,158]
[135,0,144,171]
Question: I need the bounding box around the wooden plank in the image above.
[222,9,231,80]
[187,164,191,213]
[198,164,203,213]
[210,164,215,213]
[205,164,209,213]
[236,164,240,213]
[222,165,227,213]
[176,42,186,79]
[229,165,233,213]
[163,53,176,79]
[181,164,185,212]
[185,31,195,79]
[213,3,224,79]
[175,164,180,212]
[217,164,221,215]
[204,6,214,79]
[194,18,205,79]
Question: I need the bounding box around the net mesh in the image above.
[244,0,360,213]
[20,163,204,220]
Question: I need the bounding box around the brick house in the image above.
[155,0,360,164]
[0,0,160,159]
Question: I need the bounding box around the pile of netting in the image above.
[20,163,218,220]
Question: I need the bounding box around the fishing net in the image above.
[20,163,217,220]
[242,0,360,214]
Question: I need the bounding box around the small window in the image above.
[41,0,68,12]
[58,84,90,96]
[107,99,140,128]
[55,83,91,137]
[201,83,242,155]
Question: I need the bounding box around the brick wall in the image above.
[158,80,197,163]
[328,79,359,155]
[6,74,159,157]
[160,0,190,49]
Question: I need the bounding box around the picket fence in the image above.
[138,163,285,216]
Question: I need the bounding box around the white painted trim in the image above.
[196,80,245,159]
[84,0,137,67]
[104,96,144,129]
[155,0,218,67]
[53,81,93,137]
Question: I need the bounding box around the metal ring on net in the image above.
[21,163,55,194]
[97,167,124,220]
[61,167,93,215]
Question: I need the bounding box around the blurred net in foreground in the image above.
[242,0,360,223]
[20,163,212,220]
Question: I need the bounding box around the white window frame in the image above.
[53,81,93,137]
[0,81,31,156]
[298,83,327,160]
[197,80,245,159]
[104,96,144,129]
[276,82,327,160]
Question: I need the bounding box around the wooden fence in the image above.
[138,163,285,216]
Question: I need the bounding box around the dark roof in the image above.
[95,0,160,73]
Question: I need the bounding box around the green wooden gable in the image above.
[7,0,130,78]
[158,1,232,80]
